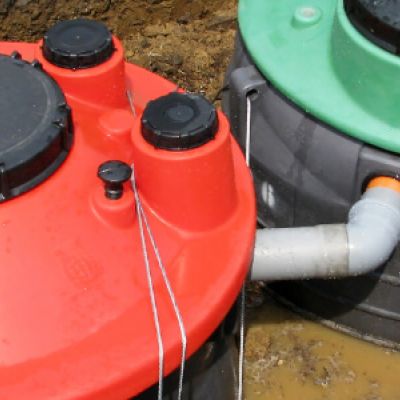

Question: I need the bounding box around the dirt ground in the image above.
[0,0,237,101]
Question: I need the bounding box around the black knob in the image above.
[97,160,132,200]
[345,0,400,54]
[43,19,115,69]
[141,92,218,151]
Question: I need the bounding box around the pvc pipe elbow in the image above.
[251,178,400,281]
[347,187,400,275]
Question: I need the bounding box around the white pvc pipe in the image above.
[251,186,400,281]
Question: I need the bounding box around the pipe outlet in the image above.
[251,177,400,281]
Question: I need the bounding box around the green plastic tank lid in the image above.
[238,0,400,154]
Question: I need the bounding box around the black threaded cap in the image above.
[141,92,219,151]
[43,19,115,69]
[0,54,73,202]
[345,0,400,55]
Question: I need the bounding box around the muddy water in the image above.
[245,298,400,400]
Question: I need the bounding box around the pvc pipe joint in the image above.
[251,177,400,281]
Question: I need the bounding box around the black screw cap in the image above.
[345,0,400,54]
[0,53,73,202]
[141,92,219,151]
[43,19,115,69]
[98,160,132,200]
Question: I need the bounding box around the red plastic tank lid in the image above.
[0,22,256,400]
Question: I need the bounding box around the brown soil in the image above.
[0,0,237,101]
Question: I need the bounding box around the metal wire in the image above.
[127,89,137,118]
[131,165,187,400]
[237,286,246,400]
[238,94,253,400]
[139,200,187,399]
[131,166,164,400]
[245,95,252,166]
